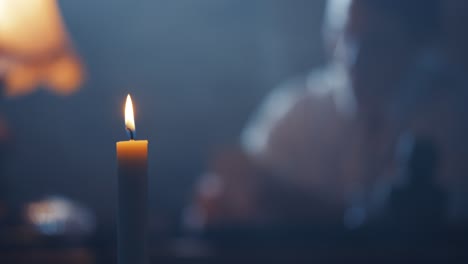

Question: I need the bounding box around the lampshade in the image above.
[0,0,84,97]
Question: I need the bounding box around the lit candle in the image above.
[116,94,149,264]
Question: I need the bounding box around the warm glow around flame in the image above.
[125,94,135,133]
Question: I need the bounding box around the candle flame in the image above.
[125,94,135,135]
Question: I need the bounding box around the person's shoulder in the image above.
[241,66,354,157]
[264,76,309,114]
[241,74,309,156]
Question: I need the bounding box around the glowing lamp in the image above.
[0,0,84,96]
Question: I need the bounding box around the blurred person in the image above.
[185,0,443,230]
[185,0,356,229]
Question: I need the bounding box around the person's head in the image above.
[345,0,440,115]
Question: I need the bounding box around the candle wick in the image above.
[126,128,135,140]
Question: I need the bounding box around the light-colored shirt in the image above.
[242,63,358,208]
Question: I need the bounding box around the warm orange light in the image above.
[125,94,136,134]
[0,0,64,55]
[0,0,84,97]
